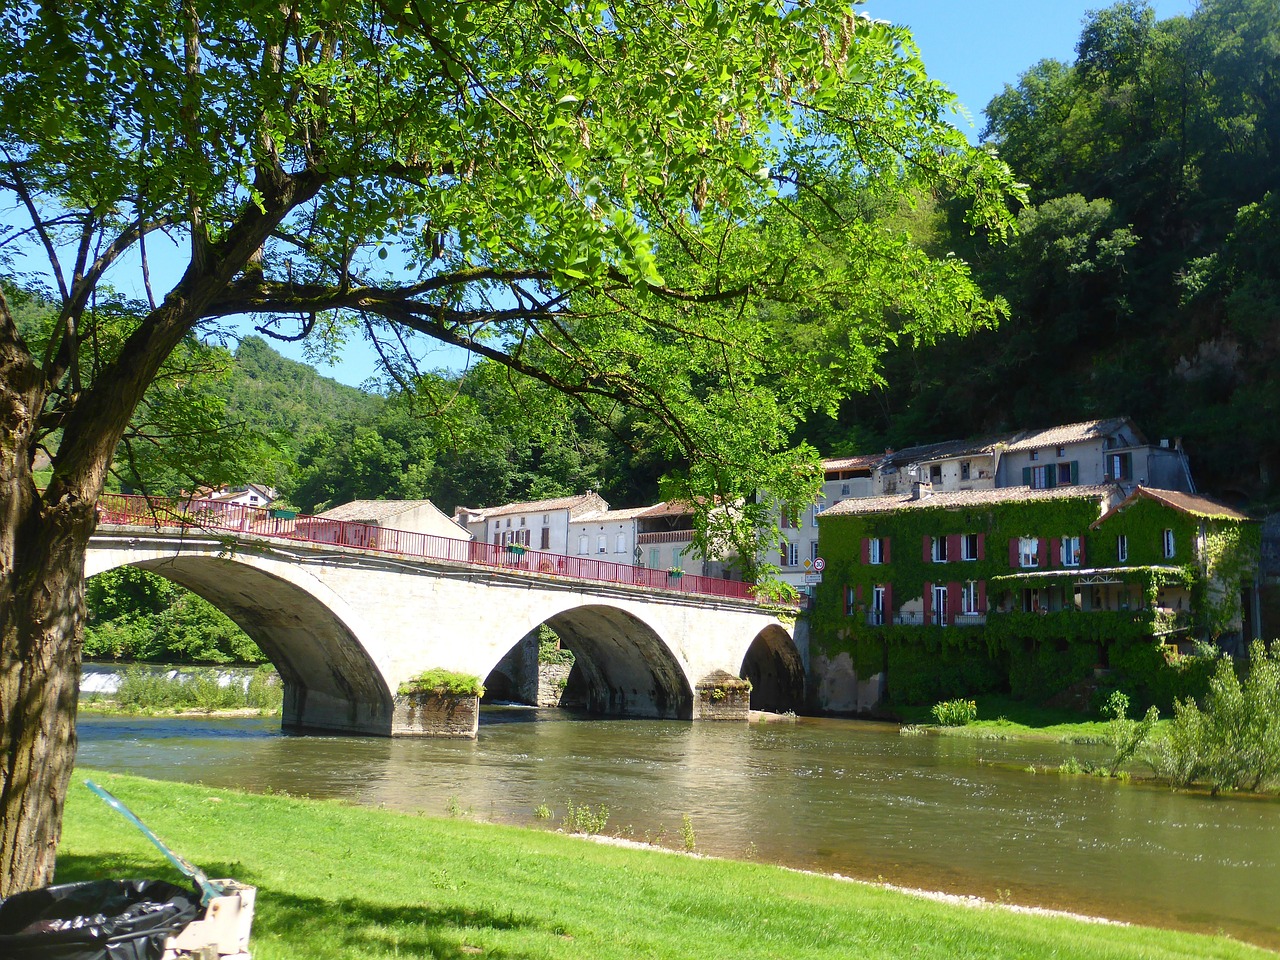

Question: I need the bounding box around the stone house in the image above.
[453,492,608,555]
[301,499,471,550]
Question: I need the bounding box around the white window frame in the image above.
[1162,528,1175,559]
[961,533,979,561]
[597,534,607,554]
[1062,536,1081,567]
[869,537,884,564]
[783,541,799,567]
[1020,536,1040,568]
[932,584,948,626]
[616,533,627,553]
[871,586,886,626]
[810,540,820,562]
[961,580,979,615]
[931,536,948,563]
[578,534,589,555]
[1117,534,1129,563]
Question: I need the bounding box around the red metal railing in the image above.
[95,493,771,605]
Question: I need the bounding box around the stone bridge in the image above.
[85,527,805,737]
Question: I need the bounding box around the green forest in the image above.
[80,0,1278,666]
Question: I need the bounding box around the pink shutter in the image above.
[1009,538,1019,568]
[977,533,985,561]
[861,538,869,565]
[947,581,962,624]
[923,582,933,621]
[883,583,894,621]
[923,535,932,563]
[1038,538,1049,567]
[977,580,987,613]
[1078,537,1087,565]
[856,584,864,602]
[884,538,892,563]
[947,534,961,564]
[1048,537,1060,569]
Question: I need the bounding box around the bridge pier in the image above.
[391,691,480,738]
[692,671,752,721]
[281,683,393,736]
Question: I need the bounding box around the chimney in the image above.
[911,481,933,500]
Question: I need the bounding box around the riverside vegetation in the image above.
[58,771,1272,960]
[914,641,1280,795]
[82,665,284,716]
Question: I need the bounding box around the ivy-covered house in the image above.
[810,483,1259,714]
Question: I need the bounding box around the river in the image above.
[75,708,1280,950]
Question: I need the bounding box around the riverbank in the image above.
[60,769,1272,960]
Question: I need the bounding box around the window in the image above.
[1108,452,1132,481]
[870,586,886,626]
[542,514,549,523]
[932,584,948,625]
[782,541,799,567]
[869,537,884,564]
[780,506,798,529]
[845,585,857,617]
[961,580,979,615]
[841,483,851,495]
[616,533,627,553]
[1062,536,1081,567]
[1020,537,1040,568]
[597,535,607,554]
[1057,463,1073,485]
[961,533,979,561]
[931,536,948,563]
[960,460,971,481]
[811,506,820,527]
[1162,528,1175,559]
[519,517,526,527]
[649,547,660,569]
[1117,534,1128,562]
[505,518,512,527]
[1031,465,1051,489]
[1055,446,1066,458]
[1029,450,1039,461]
[929,463,942,483]
[578,535,589,555]
[541,527,550,550]
[810,540,820,562]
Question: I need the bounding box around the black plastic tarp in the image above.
[0,878,199,960]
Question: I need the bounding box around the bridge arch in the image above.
[480,602,694,719]
[740,624,805,713]
[85,546,394,734]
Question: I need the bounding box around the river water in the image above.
[76,709,1280,950]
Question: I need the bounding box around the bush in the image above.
[398,669,485,698]
[1146,641,1280,794]
[931,699,977,727]
[113,665,283,714]
[1101,690,1159,777]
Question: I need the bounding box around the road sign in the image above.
[802,558,813,570]
[813,557,826,572]
[803,573,823,584]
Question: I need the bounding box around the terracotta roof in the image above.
[875,435,1006,469]
[1091,486,1251,528]
[819,483,1118,518]
[317,499,448,523]
[637,500,694,519]
[999,417,1142,454]
[822,454,879,472]
[461,492,607,520]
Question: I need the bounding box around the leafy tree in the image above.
[0,0,1012,893]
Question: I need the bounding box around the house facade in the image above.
[810,482,1258,713]
[454,493,608,555]
[567,505,651,565]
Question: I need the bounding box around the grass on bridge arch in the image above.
[56,770,1268,960]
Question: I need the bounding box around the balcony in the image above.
[637,530,694,545]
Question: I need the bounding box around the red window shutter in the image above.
[883,583,894,620]
[1009,538,1018,568]
[977,580,987,613]
[1078,538,1087,565]
[923,582,932,621]
[1037,538,1049,567]
[947,534,961,564]
[922,535,931,563]
[884,538,892,563]
[861,538,869,564]
[856,584,864,602]
[1048,537,1060,569]
[947,581,962,623]
[977,534,985,561]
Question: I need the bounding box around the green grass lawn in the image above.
[55,770,1273,960]
[895,695,1125,743]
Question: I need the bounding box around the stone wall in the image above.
[693,670,750,720]
[537,663,573,707]
[391,692,479,738]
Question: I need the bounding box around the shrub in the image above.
[398,669,485,698]
[1102,690,1159,777]
[931,699,977,727]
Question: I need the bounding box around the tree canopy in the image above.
[0,0,1015,895]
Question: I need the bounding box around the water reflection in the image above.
[76,709,1279,948]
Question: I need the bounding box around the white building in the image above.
[568,504,652,565]
[299,499,472,550]
[454,492,608,555]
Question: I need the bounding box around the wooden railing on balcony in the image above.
[636,529,695,545]
[94,493,782,606]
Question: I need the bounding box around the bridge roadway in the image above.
[85,524,806,736]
